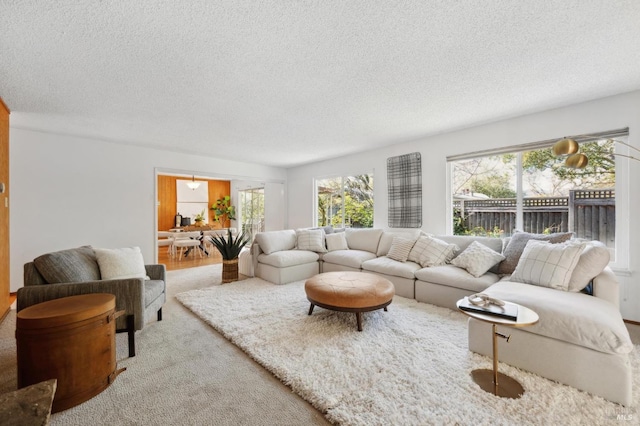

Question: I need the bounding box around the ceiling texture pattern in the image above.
[2,1,640,167]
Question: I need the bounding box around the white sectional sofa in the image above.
[250,227,633,405]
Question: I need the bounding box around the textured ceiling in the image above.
[2,1,640,168]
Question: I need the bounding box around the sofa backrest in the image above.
[376,229,424,257]
[345,228,383,253]
[435,235,503,258]
[254,229,297,254]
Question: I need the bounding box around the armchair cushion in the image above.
[33,246,101,284]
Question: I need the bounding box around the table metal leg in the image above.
[470,323,524,399]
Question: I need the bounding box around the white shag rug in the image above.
[176,278,639,425]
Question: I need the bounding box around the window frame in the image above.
[446,128,630,273]
[313,171,375,229]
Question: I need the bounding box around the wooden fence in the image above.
[453,189,615,247]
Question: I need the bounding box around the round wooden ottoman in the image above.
[16,294,126,413]
[304,271,395,331]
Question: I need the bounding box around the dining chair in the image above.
[171,231,203,260]
[157,231,174,255]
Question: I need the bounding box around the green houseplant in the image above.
[208,229,250,283]
[211,195,236,228]
[193,209,206,226]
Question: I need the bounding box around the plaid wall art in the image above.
[387,152,422,228]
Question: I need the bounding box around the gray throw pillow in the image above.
[33,246,101,284]
[497,232,573,275]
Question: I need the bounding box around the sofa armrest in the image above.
[251,241,262,272]
[592,266,619,309]
[17,278,146,330]
[145,264,166,282]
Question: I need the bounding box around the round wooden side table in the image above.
[16,294,126,413]
[457,297,539,399]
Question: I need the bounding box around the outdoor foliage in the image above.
[318,174,373,228]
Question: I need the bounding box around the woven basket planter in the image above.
[222,259,239,283]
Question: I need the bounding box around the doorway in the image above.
[156,173,231,271]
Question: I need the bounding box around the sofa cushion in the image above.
[376,230,422,256]
[450,241,505,278]
[362,257,421,279]
[510,240,585,291]
[33,246,101,284]
[568,241,610,292]
[326,233,348,252]
[94,246,148,280]
[295,229,327,253]
[255,230,297,254]
[414,265,500,293]
[258,250,319,268]
[408,236,458,267]
[386,237,416,262]
[345,228,383,253]
[322,249,377,269]
[497,231,573,275]
[484,281,633,355]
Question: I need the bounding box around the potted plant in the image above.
[208,229,251,283]
[211,196,236,228]
[193,210,206,227]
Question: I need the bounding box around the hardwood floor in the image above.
[158,247,223,271]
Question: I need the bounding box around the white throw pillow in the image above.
[93,247,148,280]
[408,236,458,267]
[325,232,348,252]
[255,230,297,254]
[386,237,416,262]
[510,240,586,291]
[568,241,611,292]
[450,241,505,278]
[295,229,327,253]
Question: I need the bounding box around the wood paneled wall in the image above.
[0,98,10,322]
[157,176,231,231]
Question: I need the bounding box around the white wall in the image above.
[10,128,286,292]
[287,90,640,320]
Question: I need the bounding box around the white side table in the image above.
[457,297,539,399]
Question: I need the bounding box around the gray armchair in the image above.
[17,247,166,357]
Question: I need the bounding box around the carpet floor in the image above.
[177,277,640,426]
[0,265,328,426]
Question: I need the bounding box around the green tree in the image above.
[523,140,615,189]
[469,174,516,198]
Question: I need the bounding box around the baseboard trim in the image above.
[623,319,640,326]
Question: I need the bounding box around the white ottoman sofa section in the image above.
[252,229,320,284]
[469,274,633,406]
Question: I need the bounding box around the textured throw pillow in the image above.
[325,232,348,252]
[408,235,458,267]
[93,247,148,280]
[295,229,327,253]
[451,241,505,278]
[568,241,611,292]
[510,240,586,291]
[498,231,573,275]
[386,237,416,262]
[33,246,101,284]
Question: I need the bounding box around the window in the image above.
[239,187,264,241]
[315,174,374,229]
[448,130,629,268]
